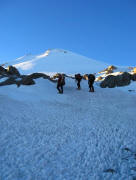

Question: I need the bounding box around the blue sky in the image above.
[0,0,136,66]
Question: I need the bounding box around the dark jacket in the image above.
[88,74,95,82]
[57,76,65,86]
[75,74,82,81]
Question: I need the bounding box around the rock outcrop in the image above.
[100,72,132,88]
[99,65,117,74]
[0,77,17,86]
[100,75,117,88]
[0,70,57,87]
[0,66,7,75]
[116,72,131,86]
[83,74,88,80]
[133,67,136,73]
[6,66,20,77]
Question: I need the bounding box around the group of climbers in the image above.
[56,73,95,94]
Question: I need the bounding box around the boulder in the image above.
[0,77,17,86]
[100,75,116,88]
[6,66,20,76]
[0,76,35,87]
[83,74,88,80]
[29,73,57,82]
[20,76,35,85]
[0,72,57,87]
[100,72,132,88]
[116,72,131,86]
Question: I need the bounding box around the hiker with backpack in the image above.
[75,73,82,90]
[57,74,65,94]
[88,74,95,92]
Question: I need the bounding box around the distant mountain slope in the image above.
[5,49,109,75]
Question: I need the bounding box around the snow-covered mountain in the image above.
[5,49,109,75]
[0,49,136,180]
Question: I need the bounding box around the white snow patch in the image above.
[0,77,8,82]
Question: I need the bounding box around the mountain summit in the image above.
[7,49,109,75]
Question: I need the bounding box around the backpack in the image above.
[75,74,82,81]
[88,74,95,81]
[61,77,65,86]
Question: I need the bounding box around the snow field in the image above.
[0,78,136,179]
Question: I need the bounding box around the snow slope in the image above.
[0,77,136,180]
[0,49,136,179]
[5,49,109,75]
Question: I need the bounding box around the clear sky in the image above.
[0,0,136,66]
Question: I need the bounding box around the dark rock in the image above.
[100,72,132,88]
[131,74,136,81]
[0,72,58,87]
[0,66,7,75]
[28,73,50,79]
[6,66,20,77]
[0,77,17,86]
[20,76,35,85]
[116,72,131,86]
[100,75,116,88]
[29,73,57,82]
